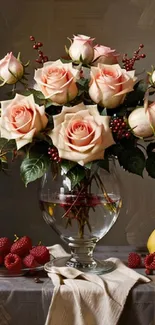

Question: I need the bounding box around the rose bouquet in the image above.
[0,34,155,239]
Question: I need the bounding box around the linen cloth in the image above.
[45,245,150,325]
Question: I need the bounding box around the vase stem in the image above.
[65,237,97,270]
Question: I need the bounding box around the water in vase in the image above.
[40,193,122,242]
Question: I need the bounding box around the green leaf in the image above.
[146,142,155,155]
[60,57,72,63]
[20,154,50,186]
[28,88,46,99]
[0,138,16,152]
[67,165,86,188]
[118,147,146,176]
[100,108,108,116]
[146,153,155,178]
[125,80,148,107]
[84,162,92,169]
[61,160,77,174]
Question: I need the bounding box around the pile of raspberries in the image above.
[128,252,155,275]
[0,236,50,273]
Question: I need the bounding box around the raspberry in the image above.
[23,254,39,269]
[128,252,141,268]
[144,253,155,270]
[0,237,12,255]
[4,253,22,272]
[11,236,32,257]
[30,246,50,265]
[145,268,152,275]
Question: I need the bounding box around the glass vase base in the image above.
[44,256,116,275]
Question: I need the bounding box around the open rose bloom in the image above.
[49,103,115,165]
[89,64,136,108]
[0,94,48,149]
[34,59,79,105]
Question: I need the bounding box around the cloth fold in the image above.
[45,245,150,325]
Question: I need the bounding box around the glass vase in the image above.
[39,161,122,274]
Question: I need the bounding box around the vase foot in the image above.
[44,256,115,275]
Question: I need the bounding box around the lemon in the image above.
[147,230,155,253]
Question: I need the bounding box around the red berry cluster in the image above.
[110,116,131,140]
[29,35,48,64]
[0,235,50,273]
[122,44,146,71]
[48,147,61,163]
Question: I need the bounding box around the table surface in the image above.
[0,246,155,325]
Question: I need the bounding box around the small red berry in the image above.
[37,42,43,47]
[43,56,48,62]
[128,252,141,268]
[33,44,38,50]
[30,36,35,41]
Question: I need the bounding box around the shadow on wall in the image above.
[0,159,63,247]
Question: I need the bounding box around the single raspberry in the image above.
[0,237,12,255]
[4,253,22,272]
[0,255,3,266]
[144,253,155,270]
[11,236,32,257]
[23,254,39,269]
[30,246,50,265]
[128,252,141,268]
[145,268,152,275]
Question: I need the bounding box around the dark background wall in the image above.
[0,0,155,247]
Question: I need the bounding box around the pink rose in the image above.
[89,64,136,109]
[68,34,94,64]
[128,103,155,138]
[49,102,115,165]
[92,45,120,66]
[34,59,79,105]
[0,52,24,85]
[0,94,48,149]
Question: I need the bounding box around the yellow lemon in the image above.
[147,230,155,253]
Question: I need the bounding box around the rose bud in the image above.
[128,103,155,138]
[150,70,155,86]
[68,34,94,64]
[0,52,24,85]
[92,45,120,66]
